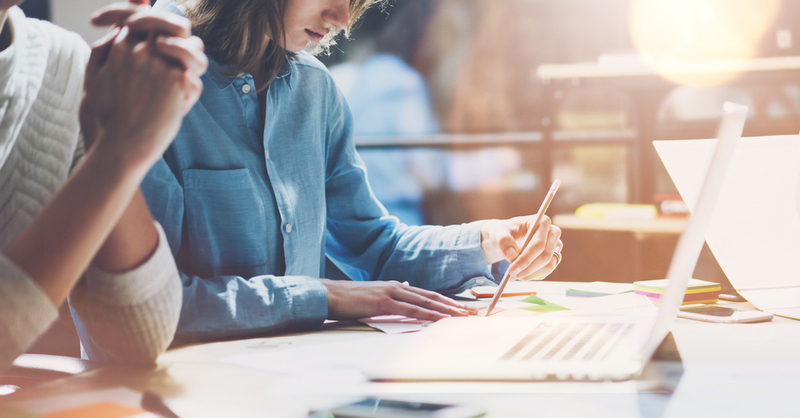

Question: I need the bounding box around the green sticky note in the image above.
[520,295,569,312]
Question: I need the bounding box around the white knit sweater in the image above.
[0,7,181,371]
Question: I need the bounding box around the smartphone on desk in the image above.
[326,398,485,418]
[678,305,773,323]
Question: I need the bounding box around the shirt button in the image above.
[285,223,292,233]
[264,150,270,159]
[242,84,251,94]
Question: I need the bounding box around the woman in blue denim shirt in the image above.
[142,0,563,343]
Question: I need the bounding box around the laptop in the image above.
[364,102,748,381]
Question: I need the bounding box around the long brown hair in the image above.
[182,0,378,91]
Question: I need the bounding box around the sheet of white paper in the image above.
[358,315,432,334]
[221,333,403,374]
[567,282,635,295]
[655,136,800,313]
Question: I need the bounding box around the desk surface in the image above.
[3,283,799,418]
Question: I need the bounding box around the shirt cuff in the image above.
[452,221,494,293]
[279,275,328,328]
[75,222,178,307]
[0,254,59,358]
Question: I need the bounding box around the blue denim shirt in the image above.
[143,0,493,342]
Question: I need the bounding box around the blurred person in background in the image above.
[411,0,539,220]
[330,0,443,226]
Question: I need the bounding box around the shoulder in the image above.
[16,8,91,67]
[288,52,340,95]
[14,9,89,109]
[292,51,330,74]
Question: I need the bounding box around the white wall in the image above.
[51,0,117,43]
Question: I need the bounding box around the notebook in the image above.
[364,102,747,381]
[655,128,800,320]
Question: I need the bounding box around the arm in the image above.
[69,221,181,364]
[323,83,492,292]
[0,257,60,372]
[63,140,179,366]
[6,3,203,306]
[142,158,329,343]
[69,190,180,366]
[4,129,163,308]
[325,75,562,287]
[310,81,485,319]
[2,6,205,367]
[67,6,207,365]
[90,191,158,273]
[2,117,172,367]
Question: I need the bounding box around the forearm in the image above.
[4,144,148,306]
[91,190,159,273]
[175,273,328,343]
[0,256,59,374]
[328,219,492,294]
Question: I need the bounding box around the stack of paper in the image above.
[634,278,721,305]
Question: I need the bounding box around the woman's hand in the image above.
[90,2,207,78]
[320,279,478,321]
[480,215,563,280]
[80,3,207,170]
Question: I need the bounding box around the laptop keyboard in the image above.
[500,321,637,362]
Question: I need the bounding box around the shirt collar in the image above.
[205,56,292,90]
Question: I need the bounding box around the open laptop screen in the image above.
[646,102,748,359]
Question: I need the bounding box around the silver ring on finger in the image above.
[553,250,562,266]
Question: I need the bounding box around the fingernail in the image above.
[104,26,120,40]
[504,248,518,260]
[509,267,521,278]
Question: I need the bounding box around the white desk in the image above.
[3,283,799,418]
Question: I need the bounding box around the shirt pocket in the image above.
[182,168,268,275]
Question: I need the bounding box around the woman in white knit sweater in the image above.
[0,1,206,371]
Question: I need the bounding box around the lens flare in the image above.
[629,0,780,86]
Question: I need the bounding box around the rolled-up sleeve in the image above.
[69,222,181,366]
[176,272,327,343]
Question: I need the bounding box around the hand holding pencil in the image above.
[481,180,563,316]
